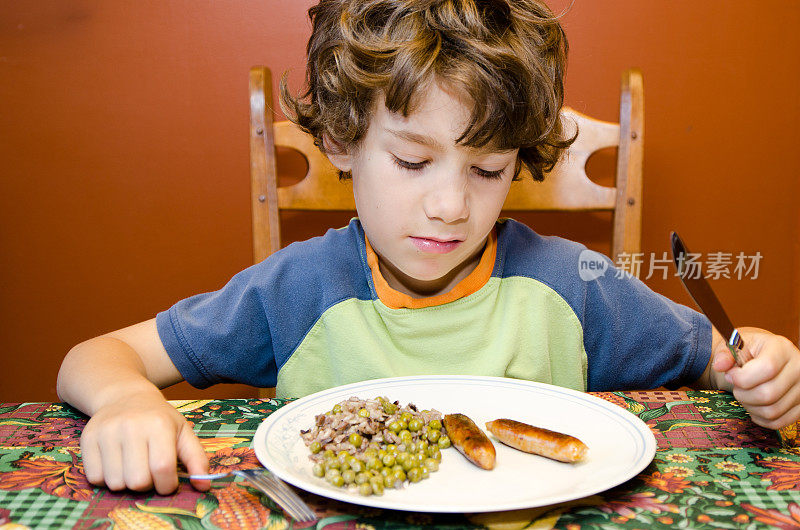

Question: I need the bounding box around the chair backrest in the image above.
[250,66,643,265]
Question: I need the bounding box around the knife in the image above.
[670,231,798,447]
[669,231,753,367]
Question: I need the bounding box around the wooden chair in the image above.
[249,67,643,397]
[250,66,643,265]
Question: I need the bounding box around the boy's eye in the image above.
[392,156,428,171]
[473,167,505,180]
[392,155,506,180]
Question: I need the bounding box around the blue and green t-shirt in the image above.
[156,218,711,398]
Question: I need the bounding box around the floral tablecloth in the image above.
[2,391,800,529]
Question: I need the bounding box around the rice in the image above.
[300,396,444,461]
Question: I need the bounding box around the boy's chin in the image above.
[395,266,462,291]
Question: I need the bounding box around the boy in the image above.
[58,0,800,496]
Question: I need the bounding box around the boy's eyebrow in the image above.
[385,127,517,156]
[385,128,444,150]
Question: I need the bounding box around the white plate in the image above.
[253,376,655,513]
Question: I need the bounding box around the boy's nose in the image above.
[423,179,469,224]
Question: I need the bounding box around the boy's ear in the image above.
[323,135,353,173]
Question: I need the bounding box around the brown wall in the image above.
[2,1,798,402]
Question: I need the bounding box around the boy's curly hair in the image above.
[280,0,573,181]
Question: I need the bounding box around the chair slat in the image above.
[274,122,354,210]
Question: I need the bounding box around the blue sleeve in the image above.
[156,266,278,389]
[581,254,712,391]
[496,220,711,392]
[154,220,372,390]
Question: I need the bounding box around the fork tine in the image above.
[179,469,314,521]
[259,473,317,520]
[257,474,317,522]
[235,471,298,519]
[257,477,316,523]
[236,470,317,522]
[235,471,297,519]
[246,473,306,519]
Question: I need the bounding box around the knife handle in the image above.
[725,330,800,447]
[727,329,754,367]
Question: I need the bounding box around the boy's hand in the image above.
[80,390,209,495]
[710,327,800,430]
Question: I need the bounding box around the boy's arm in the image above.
[694,325,800,430]
[57,318,209,495]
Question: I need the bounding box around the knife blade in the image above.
[670,231,800,447]
[669,231,753,367]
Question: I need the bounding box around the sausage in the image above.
[443,413,496,470]
[485,418,588,463]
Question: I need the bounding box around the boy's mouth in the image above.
[410,236,463,254]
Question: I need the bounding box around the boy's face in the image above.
[328,81,517,298]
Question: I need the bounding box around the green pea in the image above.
[309,441,322,454]
[325,458,341,470]
[312,463,325,477]
[324,468,341,481]
[381,401,398,415]
[366,456,382,470]
[399,430,413,444]
[417,440,429,452]
[349,459,364,473]
[426,429,441,443]
[385,443,397,452]
[392,469,406,484]
[438,434,451,449]
[408,418,423,432]
[388,421,402,434]
[420,466,430,479]
[369,477,385,496]
[332,404,343,414]
[407,467,423,483]
[323,449,335,459]
[399,456,415,472]
[348,433,363,448]
[428,419,442,430]
[329,474,345,487]
[358,408,370,418]
[400,411,413,422]
[397,419,408,431]
[355,472,370,485]
[381,453,396,467]
[358,482,373,496]
[423,457,439,472]
[342,469,356,484]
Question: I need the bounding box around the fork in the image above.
[179,469,317,522]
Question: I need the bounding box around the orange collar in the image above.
[365,230,497,309]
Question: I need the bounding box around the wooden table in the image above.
[2,391,800,529]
